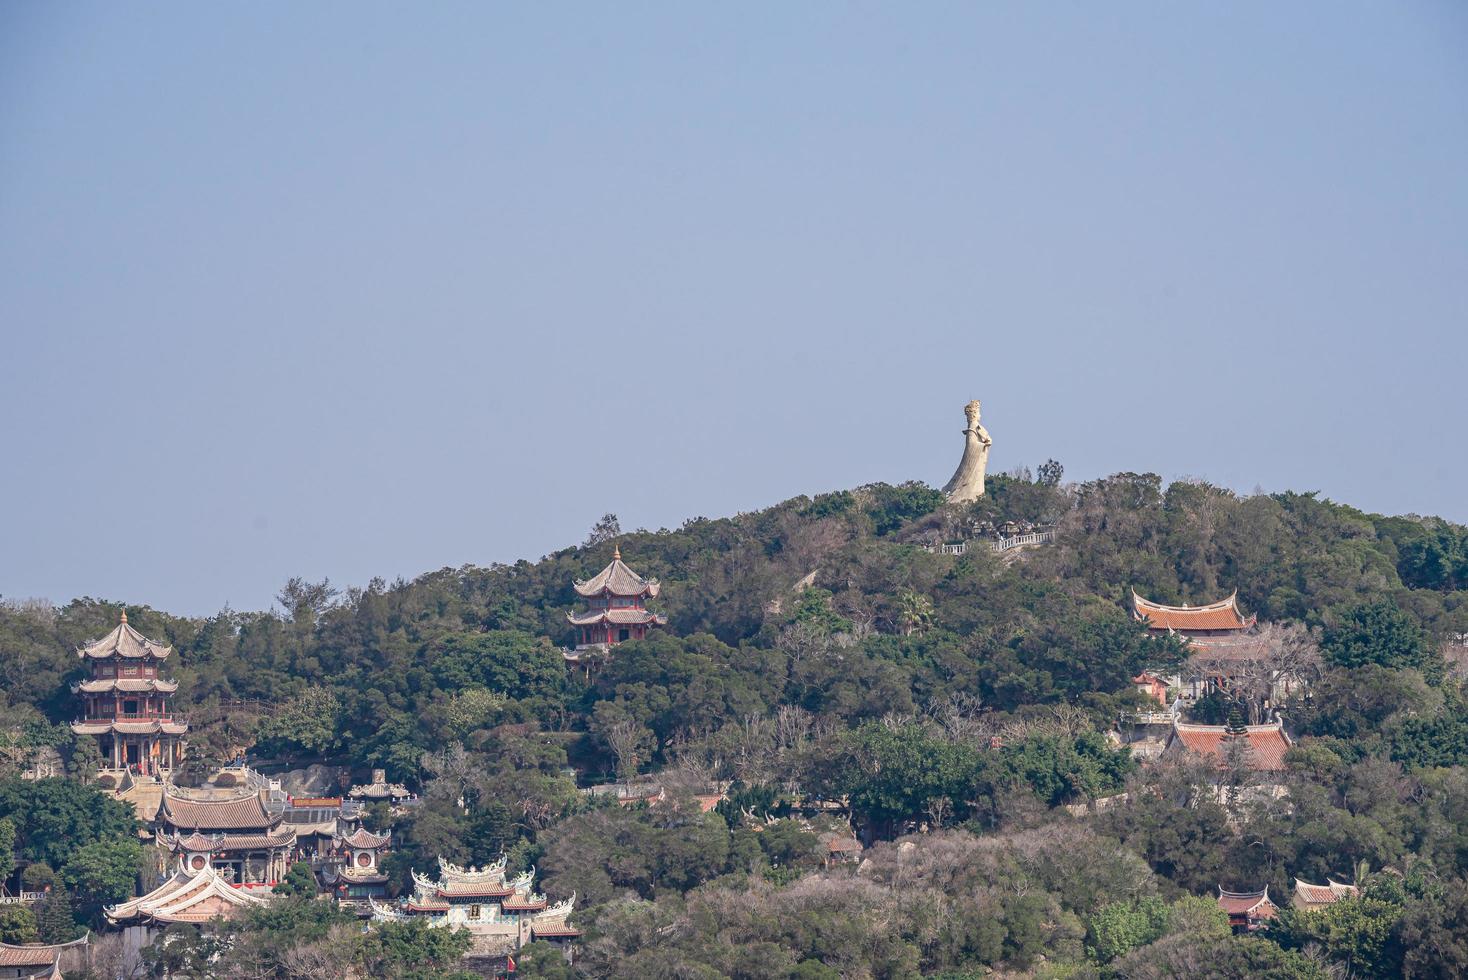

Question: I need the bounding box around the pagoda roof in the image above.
[566,608,668,627]
[72,719,189,736]
[1166,720,1292,772]
[574,548,660,598]
[1217,886,1277,917]
[1292,879,1359,907]
[162,830,296,852]
[78,613,173,660]
[500,895,549,911]
[76,677,179,694]
[340,827,392,849]
[159,790,279,832]
[106,866,273,924]
[1132,591,1256,632]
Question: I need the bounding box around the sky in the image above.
[2,3,1465,616]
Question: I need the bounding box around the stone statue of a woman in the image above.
[942,399,992,503]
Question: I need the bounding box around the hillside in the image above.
[4,470,1468,977]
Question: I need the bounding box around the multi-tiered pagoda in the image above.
[71,611,188,774]
[566,547,666,654]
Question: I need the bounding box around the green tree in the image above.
[1088,895,1170,962]
[0,778,137,871]
[60,838,144,922]
[253,686,345,757]
[34,885,79,943]
[0,905,38,944]
[1322,600,1435,673]
[0,818,13,886]
[512,940,578,979]
[274,861,319,897]
[357,918,474,979]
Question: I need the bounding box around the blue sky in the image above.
[2,3,1465,615]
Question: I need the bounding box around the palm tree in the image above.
[896,589,935,637]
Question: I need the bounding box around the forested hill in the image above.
[7,472,1468,976]
[3,471,1464,781]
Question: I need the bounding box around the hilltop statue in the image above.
[942,399,992,503]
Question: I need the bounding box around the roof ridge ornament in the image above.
[613,544,621,561]
[120,609,128,624]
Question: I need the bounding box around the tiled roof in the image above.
[164,830,297,852]
[405,900,450,912]
[531,923,581,938]
[501,897,548,911]
[77,678,179,693]
[341,828,392,849]
[73,719,189,735]
[79,619,173,660]
[573,551,661,598]
[1293,879,1358,907]
[1168,721,1292,772]
[567,608,667,626]
[160,792,278,831]
[436,884,515,899]
[1217,887,1276,917]
[0,944,62,967]
[1132,591,1255,632]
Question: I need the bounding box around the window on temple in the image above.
[618,629,630,642]
[123,699,139,715]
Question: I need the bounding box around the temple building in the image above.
[156,788,295,885]
[1131,591,1287,702]
[0,937,89,980]
[1217,886,1277,932]
[1132,591,1256,645]
[322,827,394,911]
[565,547,666,659]
[348,769,416,807]
[70,612,188,775]
[106,864,273,927]
[1292,878,1359,910]
[370,856,578,955]
[1163,719,1292,774]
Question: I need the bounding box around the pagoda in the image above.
[71,611,188,775]
[566,547,666,654]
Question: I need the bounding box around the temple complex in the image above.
[565,547,666,658]
[370,856,578,955]
[70,612,188,775]
[156,788,295,884]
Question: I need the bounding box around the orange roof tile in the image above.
[1132,591,1255,632]
[1167,721,1292,771]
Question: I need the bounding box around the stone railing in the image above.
[992,531,1055,553]
[921,530,1057,557]
[0,892,45,905]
